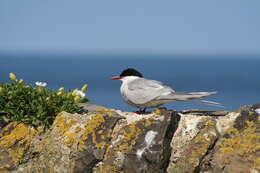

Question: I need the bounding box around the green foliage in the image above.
[0,73,88,128]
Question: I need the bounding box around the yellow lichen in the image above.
[0,122,37,167]
[96,107,114,116]
[153,109,161,115]
[248,111,255,116]
[55,116,77,136]
[54,115,81,147]
[98,130,103,134]
[144,119,152,127]
[55,113,112,150]
[206,120,215,127]
[62,132,79,147]
[112,122,142,155]
[194,135,206,144]
[218,120,260,167]
[78,143,87,150]
[254,158,260,170]
[0,123,37,148]
[81,114,105,141]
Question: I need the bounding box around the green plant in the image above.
[0,73,88,128]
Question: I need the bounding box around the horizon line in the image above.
[0,50,260,57]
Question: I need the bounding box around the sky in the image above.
[0,0,260,55]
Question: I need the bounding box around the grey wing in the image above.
[126,78,175,105]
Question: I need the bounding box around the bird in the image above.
[111,68,219,114]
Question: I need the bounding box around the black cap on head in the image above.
[120,68,143,77]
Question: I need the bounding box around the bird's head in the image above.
[110,68,143,81]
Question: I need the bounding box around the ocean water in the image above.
[0,53,259,111]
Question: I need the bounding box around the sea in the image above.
[1,53,259,112]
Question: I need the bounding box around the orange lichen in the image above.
[154,109,161,115]
[54,113,111,150]
[81,114,105,141]
[0,122,38,169]
[55,115,77,136]
[62,132,79,147]
[0,123,37,148]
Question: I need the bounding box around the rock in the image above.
[0,122,38,172]
[199,104,260,173]
[0,103,259,173]
[76,103,107,113]
[167,104,260,173]
[11,108,123,173]
[96,109,180,173]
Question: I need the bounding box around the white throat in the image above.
[120,76,140,84]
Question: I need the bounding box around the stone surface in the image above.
[167,104,260,173]
[0,103,259,173]
[199,105,260,173]
[11,108,123,173]
[96,109,180,173]
[0,122,37,172]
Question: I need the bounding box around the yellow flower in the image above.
[57,91,62,96]
[72,89,78,96]
[74,95,81,103]
[18,79,24,84]
[58,87,65,92]
[0,87,3,93]
[38,87,44,93]
[81,84,88,92]
[9,72,17,81]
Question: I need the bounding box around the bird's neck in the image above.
[120,76,140,84]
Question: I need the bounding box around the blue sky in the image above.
[0,0,260,54]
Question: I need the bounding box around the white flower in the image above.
[255,108,260,115]
[73,89,85,98]
[35,81,47,87]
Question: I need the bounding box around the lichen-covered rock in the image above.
[96,109,180,173]
[167,104,260,173]
[12,108,123,173]
[1,103,259,173]
[167,115,219,173]
[199,104,260,173]
[0,122,37,172]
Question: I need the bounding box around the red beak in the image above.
[110,76,122,80]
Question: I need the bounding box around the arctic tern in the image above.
[111,68,219,113]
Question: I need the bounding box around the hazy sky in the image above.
[0,0,260,54]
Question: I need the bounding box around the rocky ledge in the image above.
[0,103,259,173]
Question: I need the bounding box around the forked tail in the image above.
[158,91,217,101]
[158,91,224,107]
